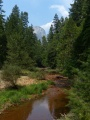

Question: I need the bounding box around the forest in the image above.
[0,0,90,119]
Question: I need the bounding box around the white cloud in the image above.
[63,0,74,7]
[50,5,69,18]
[41,21,53,34]
[41,5,69,34]
[55,0,73,8]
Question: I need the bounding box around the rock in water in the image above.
[33,26,46,41]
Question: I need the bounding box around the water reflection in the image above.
[47,88,69,119]
[27,97,53,120]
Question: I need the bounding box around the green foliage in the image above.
[24,26,38,62]
[41,36,48,67]
[69,0,86,26]
[53,13,60,33]
[47,25,54,42]
[0,1,90,119]
[56,18,80,73]
[0,0,7,68]
[35,71,46,80]
[66,2,90,119]
[47,14,60,68]
[59,113,75,120]
[27,69,46,80]
[0,81,52,109]
[73,12,90,68]
[5,5,38,69]
[68,53,90,119]
[47,41,57,68]
[69,87,90,119]
[2,64,21,86]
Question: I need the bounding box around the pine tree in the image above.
[47,24,54,42]
[5,5,20,34]
[68,1,90,119]
[56,18,79,73]
[41,36,48,67]
[53,13,60,33]
[5,5,33,69]
[20,11,28,29]
[0,0,7,68]
[47,15,65,69]
[24,25,37,61]
[34,40,42,67]
[73,2,90,68]
[69,0,85,26]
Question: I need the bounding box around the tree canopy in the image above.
[0,1,90,119]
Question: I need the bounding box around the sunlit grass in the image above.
[0,80,54,109]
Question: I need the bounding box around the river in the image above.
[0,80,69,120]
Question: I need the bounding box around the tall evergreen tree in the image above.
[34,40,42,67]
[5,5,33,69]
[24,25,38,63]
[73,0,90,68]
[56,18,79,71]
[69,0,85,26]
[53,13,60,33]
[20,11,28,29]
[5,5,20,34]
[41,36,48,67]
[47,15,65,69]
[0,0,7,68]
[47,24,54,42]
[68,1,90,119]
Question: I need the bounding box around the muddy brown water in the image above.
[0,82,69,120]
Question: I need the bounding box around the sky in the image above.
[3,0,73,34]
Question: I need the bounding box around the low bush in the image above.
[28,70,46,80]
[2,64,21,87]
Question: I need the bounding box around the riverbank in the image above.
[0,86,69,120]
[0,80,54,114]
[0,68,69,115]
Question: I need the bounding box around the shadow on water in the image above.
[0,81,69,120]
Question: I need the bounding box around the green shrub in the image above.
[28,70,46,80]
[36,71,46,80]
[2,64,21,87]
[68,69,90,120]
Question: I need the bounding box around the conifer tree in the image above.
[47,24,54,42]
[24,25,38,65]
[68,1,90,119]
[5,5,32,69]
[56,18,79,70]
[20,11,28,29]
[0,0,7,68]
[73,1,90,68]
[41,36,48,67]
[53,13,60,33]
[70,0,85,26]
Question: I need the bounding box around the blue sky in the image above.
[3,0,73,33]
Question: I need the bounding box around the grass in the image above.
[28,71,46,80]
[22,68,60,80]
[0,80,54,110]
[45,68,60,74]
[22,68,46,80]
[0,67,56,112]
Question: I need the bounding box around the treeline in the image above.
[0,0,90,119]
[0,1,44,69]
